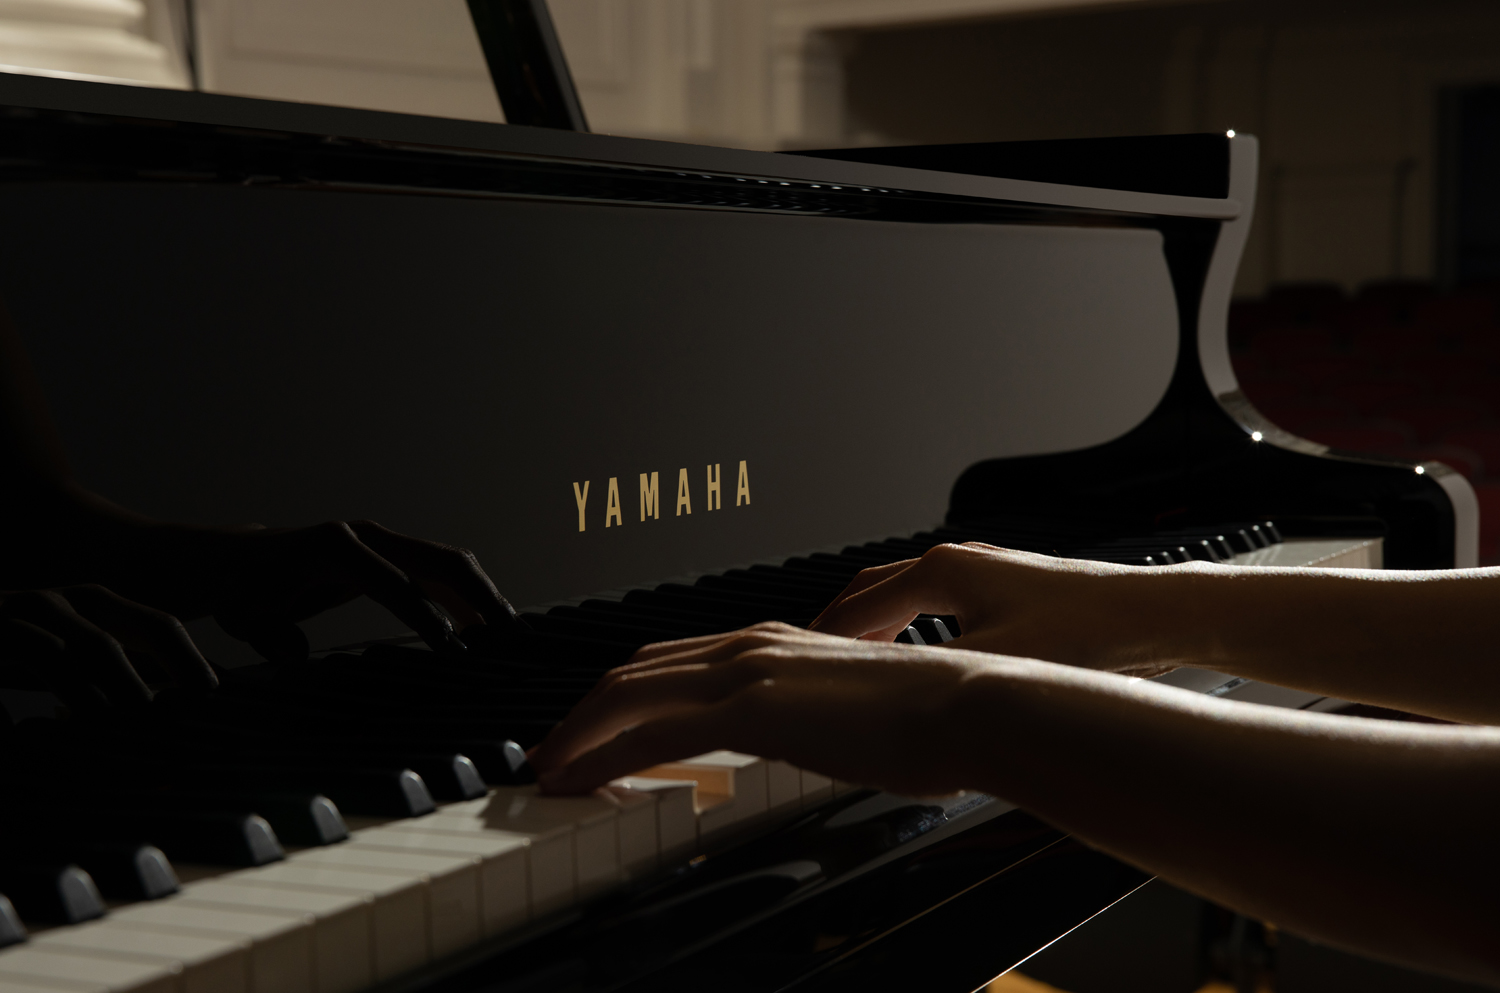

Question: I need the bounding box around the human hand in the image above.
[530,621,1014,796]
[107,518,526,662]
[810,543,1191,677]
[0,585,216,710]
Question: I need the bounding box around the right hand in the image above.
[809,542,1195,677]
[0,585,215,710]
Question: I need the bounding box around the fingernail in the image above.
[443,629,468,653]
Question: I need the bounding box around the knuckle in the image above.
[316,520,360,545]
[923,542,965,563]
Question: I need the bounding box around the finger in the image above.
[0,619,111,714]
[0,591,152,706]
[531,660,758,773]
[312,522,467,654]
[813,549,967,640]
[347,521,523,633]
[0,618,63,691]
[625,621,804,669]
[539,702,756,795]
[58,586,217,691]
[808,558,919,630]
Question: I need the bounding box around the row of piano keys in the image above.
[0,746,853,993]
[0,517,1289,993]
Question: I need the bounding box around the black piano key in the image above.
[212,765,436,818]
[910,617,955,645]
[0,863,104,924]
[115,791,348,848]
[0,894,24,947]
[69,842,178,901]
[102,809,283,867]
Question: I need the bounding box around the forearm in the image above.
[1133,564,1500,721]
[958,661,1500,983]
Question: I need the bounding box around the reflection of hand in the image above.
[0,585,216,709]
[110,519,525,662]
[530,622,1005,796]
[810,542,1183,677]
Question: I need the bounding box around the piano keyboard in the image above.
[0,521,1382,993]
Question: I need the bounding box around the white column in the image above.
[0,0,186,86]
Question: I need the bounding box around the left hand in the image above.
[529,621,1011,796]
[106,518,525,662]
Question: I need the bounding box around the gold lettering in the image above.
[676,467,693,516]
[639,471,660,521]
[572,480,590,532]
[706,463,721,511]
[736,460,751,506]
[605,476,622,527]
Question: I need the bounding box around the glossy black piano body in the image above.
[0,71,1471,992]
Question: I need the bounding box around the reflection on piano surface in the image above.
[0,64,1467,993]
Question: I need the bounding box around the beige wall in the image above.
[831,0,1500,297]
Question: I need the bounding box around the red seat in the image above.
[1415,293,1495,336]
[1379,398,1488,442]
[1254,401,1355,434]
[1328,377,1422,414]
[1265,282,1347,325]
[1299,421,1410,453]
[1331,301,1395,337]
[1279,354,1371,391]
[1253,325,1338,366]
[1440,427,1500,480]
[1239,378,1309,407]
[1351,325,1443,362]
[1473,482,1500,565]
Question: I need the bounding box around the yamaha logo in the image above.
[572,461,750,531]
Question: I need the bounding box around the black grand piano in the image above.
[0,5,1476,992]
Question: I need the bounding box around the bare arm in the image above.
[809,543,1500,724]
[529,625,1500,987]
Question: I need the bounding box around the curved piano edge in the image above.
[1424,464,1480,569]
[1217,390,1478,569]
[1197,133,1260,400]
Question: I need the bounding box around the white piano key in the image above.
[399,808,570,919]
[597,785,659,877]
[799,769,834,807]
[483,788,619,902]
[765,761,801,813]
[410,789,621,911]
[0,945,179,993]
[35,922,249,993]
[830,780,856,796]
[107,901,312,993]
[644,752,768,843]
[179,882,372,993]
[611,777,696,862]
[290,844,480,959]
[344,829,528,936]
[234,865,426,982]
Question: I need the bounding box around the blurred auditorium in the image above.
[1231,279,1500,565]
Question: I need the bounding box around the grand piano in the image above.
[0,6,1478,992]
